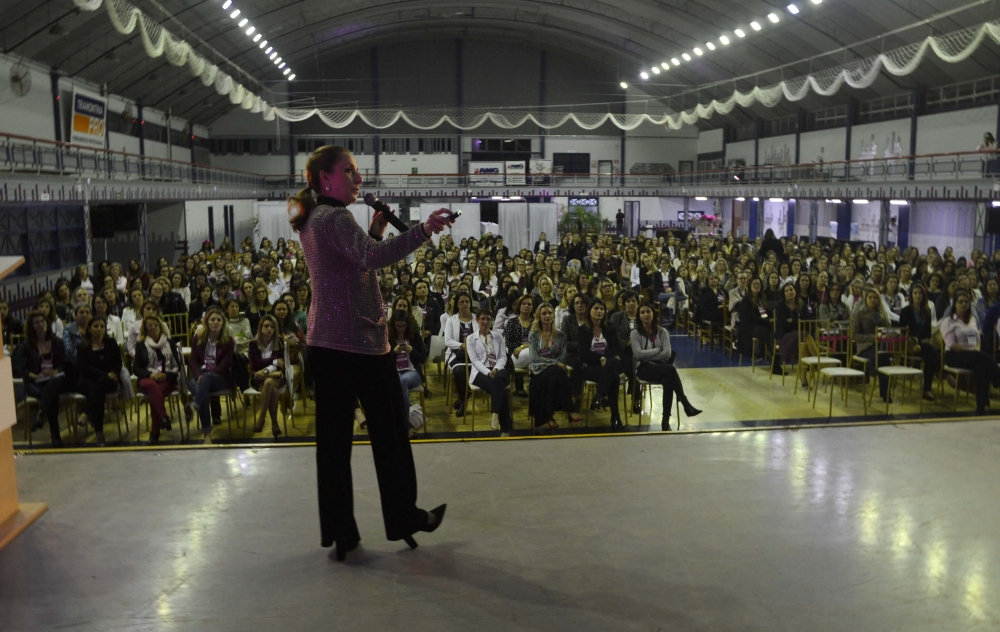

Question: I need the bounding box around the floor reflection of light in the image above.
[811,457,828,504]
[892,510,912,562]
[788,436,808,501]
[770,432,787,470]
[858,489,880,546]
[926,538,947,593]
[834,468,853,518]
[965,560,987,622]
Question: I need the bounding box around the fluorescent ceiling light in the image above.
[246,26,255,35]
[735,197,745,201]
[640,71,649,80]
[695,197,708,201]
[660,62,669,69]
[274,57,282,65]
[811,0,822,4]
[769,198,784,202]
[682,53,692,61]
[265,47,273,54]
[890,200,908,205]
[651,66,660,74]
[253,33,261,42]
[671,57,681,65]
[222,0,232,8]
[768,13,780,23]
[992,200,1000,207]
[238,18,248,27]
[787,4,800,15]
[752,197,760,201]
[853,199,869,204]
[620,81,628,89]
[278,62,285,69]
[693,47,703,56]
[230,9,240,18]
[751,21,762,30]
[719,35,730,45]
[706,42,716,50]
[259,40,267,48]
[288,74,295,80]
[735,28,746,37]
[826,199,842,203]
[269,51,277,59]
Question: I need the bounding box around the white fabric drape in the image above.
[528,204,559,252]
[253,202,294,246]
[498,203,529,254]
[347,204,372,233]
[448,203,481,245]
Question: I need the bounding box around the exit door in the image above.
[598,160,613,187]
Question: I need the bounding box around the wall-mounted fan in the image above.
[9,62,31,97]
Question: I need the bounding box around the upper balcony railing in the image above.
[263,149,999,191]
[0,131,266,189]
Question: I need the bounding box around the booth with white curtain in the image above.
[253,200,401,244]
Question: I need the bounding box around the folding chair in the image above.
[869,326,923,413]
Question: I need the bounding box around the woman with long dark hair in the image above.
[899,283,939,402]
[632,302,700,430]
[75,316,122,447]
[13,309,69,446]
[939,291,1000,415]
[578,299,624,430]
[289,145,451,560]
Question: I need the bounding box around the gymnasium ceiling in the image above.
[0,0,998,128]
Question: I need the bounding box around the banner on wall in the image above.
[505,161,526,185]
[529,159,552,185]
[470,162,504,186]
[70,90,107,149]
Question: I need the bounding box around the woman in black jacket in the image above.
[697,274,727,326]
[578,299,625,429]
[773,284,805,374]
[75,317,123,446]
[13,309,69,446]
[737,277,772,359]
[898,283,939,401]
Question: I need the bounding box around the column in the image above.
[50,70,62,171]
[837,202,851,241]
[747,198,759,239]
[896,202,910,250]
[683,197,690,231]
[879,199,891,247]
[808,200,818,241]
[137,99,145,178]
[455,39,463,174]
[539,50,547,160]
[786,199,796,238]
[845,98,856,162]
[909,90,920,180]
[975,201,988,255]
[137,203,148,272]
[372,47,380,177]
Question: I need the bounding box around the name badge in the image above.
[204,354,216,369]
[662,281,671,292]
[593,339,606,355]
[963,331,978,347]
[539,347,552,358]
[396,352,409,370]
[758,305,768,317]
[40,358,53,372]
[487,351,497,367]
[156,362,164,373]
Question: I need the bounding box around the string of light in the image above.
[621,0,823,89]
[220,0,294,80]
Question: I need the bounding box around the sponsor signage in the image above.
[678,210,706,221]
[469,161,504,185]
[505,161,526,185]
[569,198,598,207]
[70,90,107,149]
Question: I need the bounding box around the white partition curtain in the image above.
[253,201,295,246]
[417,204,446,246]
[448,203,482,245]
[498,203,529,254]
[347,204,372,233]
[528,204,559,251]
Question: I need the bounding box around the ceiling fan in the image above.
[9,61,31,98]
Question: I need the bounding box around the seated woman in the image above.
[578,299,624,430]
[226,299,253,356]
[248,315,288,438]
[246,284,272,335]
[390,307,428,419]
[134,316,183,445]
[75,316,123,447]
[736,277,772,359]
[818,282,850,324]
[92,293,124,345]
[443,292,477,417]
[697,274,727,326]
[851,288,893,402]
[503,295,536,397]
[939,291,1000,415]
[467,311,514,434]
[773,283,804,375]
[899,283,939,402]
[13,310,69,447]
[188,285,217,325]
[185,306,235,443]
[528,303,580,433]
[631,302,701,431]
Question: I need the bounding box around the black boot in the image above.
[661,416,672,431]
[681,398,702,418]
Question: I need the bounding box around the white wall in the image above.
[799,128,845,165]
[758,134,796,165]
[0,56,55,141]
[762,200,788,237]
[909,201,975,258]
[917,106,998,155]
[698,128,723,155]
[212,155,289,175]
[381,154,458,174]
[725,140,755,166]
[851,201,881,243]
[108,131,140,155]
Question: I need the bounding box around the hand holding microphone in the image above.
[364,193,457,239]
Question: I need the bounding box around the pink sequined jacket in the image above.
[299,202,429,356]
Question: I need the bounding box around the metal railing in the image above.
[263,149,999,191]
[0,132,266,189]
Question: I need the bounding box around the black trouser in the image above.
[471,369,513,432]
[858,346,891,398]
[620,347,635,400]
[310,346,424,546]
[914,345,940,392]
[738,324,771,358]
[636,362,687,421]
[25,376,68,440]
[582,356,623,415]
[449,356,469,404]
[565,353,583,396]
[944,350,1000,411]
[78,375,119,432]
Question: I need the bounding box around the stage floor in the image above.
[3,421,1000,630]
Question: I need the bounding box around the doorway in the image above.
[598,160,613,187]
[624,200,640,238]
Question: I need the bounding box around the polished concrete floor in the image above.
[3,421,1000,631]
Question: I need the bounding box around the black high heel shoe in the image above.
[682,403,702,418]
[333,538,360,561]
[404,504,448,550]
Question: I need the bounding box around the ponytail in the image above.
[288,145,352,232]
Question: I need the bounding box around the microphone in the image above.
[363,193,410,234]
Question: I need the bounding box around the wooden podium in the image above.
[0,256,47,549]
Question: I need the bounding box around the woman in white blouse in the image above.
[467,311,513,434]
[939,291,1000,415]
